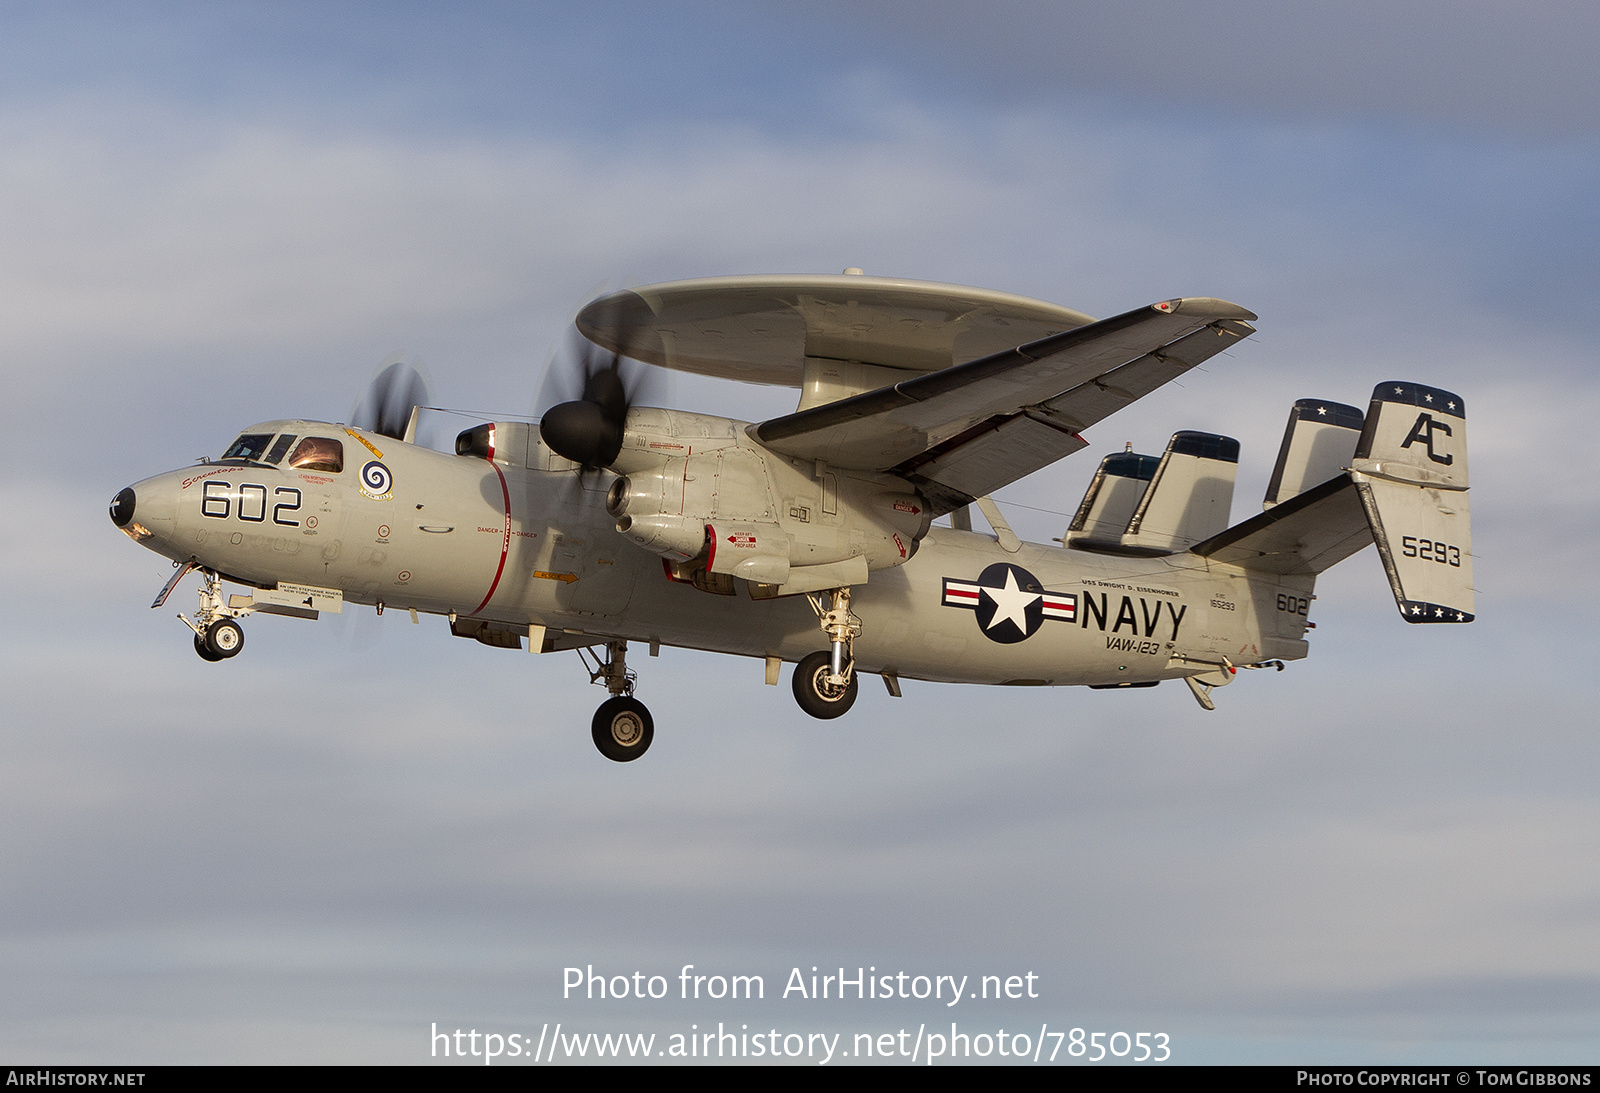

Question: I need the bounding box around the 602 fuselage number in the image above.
[203,481,302,526]
[1276,594,1309,615]
[1401,535,1461,567]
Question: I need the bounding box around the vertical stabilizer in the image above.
[1350,382,1473,622]
[1064,451,1158,546]
[1264,399,1364,509]
[1122,431,1239,552]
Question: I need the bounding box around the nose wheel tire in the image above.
[793,650,858,719]
[193,634,225,662]
[592,696,654,762]
[204,618,245,659]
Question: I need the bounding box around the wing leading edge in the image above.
[750,297,1256,514]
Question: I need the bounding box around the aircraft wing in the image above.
[750,298,1256,514]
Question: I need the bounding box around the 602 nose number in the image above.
[202,481,302,526]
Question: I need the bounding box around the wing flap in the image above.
[902,414,1090,507]
[752,299,1255,501]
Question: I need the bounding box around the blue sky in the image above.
[2,1,1597,1064]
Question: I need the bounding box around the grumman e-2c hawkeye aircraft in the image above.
[109,274,1474,762]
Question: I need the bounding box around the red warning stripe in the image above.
[469,459,512,616]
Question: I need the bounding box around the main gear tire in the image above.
[204,618,245,659]
[793,650,858,719]
[592,696,654,762]
[194,634,224,662]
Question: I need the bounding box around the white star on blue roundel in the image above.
[941,563,1077,644]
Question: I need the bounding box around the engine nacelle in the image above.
[609,511,708,562]
[602,409,931,591]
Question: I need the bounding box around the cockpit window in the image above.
[265,433,297,464]
[287,436,343,473]
[222,434,275,462]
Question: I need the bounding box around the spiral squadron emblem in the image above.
[359,459,394,500]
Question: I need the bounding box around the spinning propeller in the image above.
[340,353,434,646]
[537,313,662,471]
[351,353,432,440]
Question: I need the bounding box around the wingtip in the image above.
[1153,298,1258,322]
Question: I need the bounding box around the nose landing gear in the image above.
[169,566,249,661]
[203,617,245,659]
[580,640,653,762]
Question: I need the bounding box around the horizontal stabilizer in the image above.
[1191,474,1372,575]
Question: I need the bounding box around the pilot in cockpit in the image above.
[220,431,343,473]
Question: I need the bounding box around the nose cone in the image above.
[112,473,180,552]
[109,486,136,527]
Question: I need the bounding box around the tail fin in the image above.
[1263,399,1364,509]
[1191,381,1473,623]
[1189,395,1370,575]
[1064,451,1158,546]
[1350,382,1474,622]
[1121,431,1240,551]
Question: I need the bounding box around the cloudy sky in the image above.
[2,0,1597,1064]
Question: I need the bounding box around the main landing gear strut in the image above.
[794,587,861,719]
[580,640,654,762]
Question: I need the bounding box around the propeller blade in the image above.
[536,308,665,470]
[352,354,432,440]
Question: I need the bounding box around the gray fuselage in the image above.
[120,421,1314,687]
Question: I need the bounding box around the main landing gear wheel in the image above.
[204,618,244,659]
[193,634,224,662]
[793,650,858,719]
[592,696,654,763]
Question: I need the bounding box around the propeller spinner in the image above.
[537,319,658,469]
